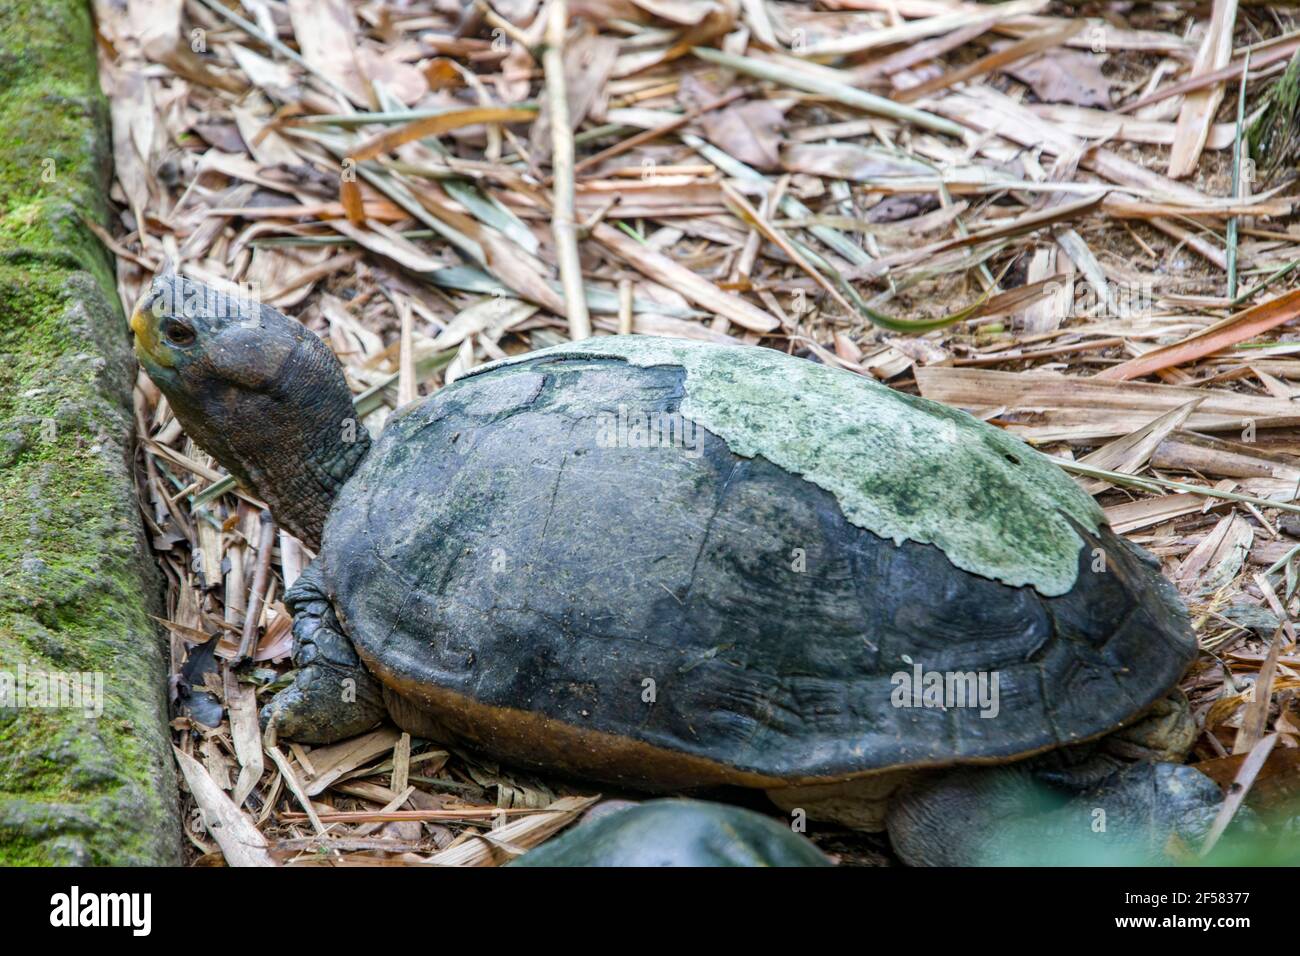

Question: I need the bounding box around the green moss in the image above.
[0,0,180,864]
[0,0,100,94]
[0,830,54,866]
[0,271,178,864]
[0,0,114,276]
[0,196,116,289]
[0,83,109,219]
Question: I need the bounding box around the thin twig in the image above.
[692,46,966,138]
[1119,29,1300,114]
[236,509,276,663]
[544,0,591,341]
[1230,256,1300,305]
[617,278,633,334]
[1200,733,1278,856]
[1227,51,1251,300]
[267,745,327,835]
[572,88,748,176]
[1053,457,1300,516]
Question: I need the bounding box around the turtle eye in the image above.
[163,319,196,347]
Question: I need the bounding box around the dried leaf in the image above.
[699,99,788,172]
[1005,51,1113,107]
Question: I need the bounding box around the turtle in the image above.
[132,273,1224,865]
[510,799,831,867]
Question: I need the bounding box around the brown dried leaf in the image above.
[423,57,464,92]
[1005,51,1113,107]
[779,142,929,182]
[699,99,788,172]
[286,0,370,106]
[356,47,428,106]
[340,178,366,225]
[350,106,536,161]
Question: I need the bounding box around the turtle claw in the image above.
[261,663,386,744]
[260,567,387,744]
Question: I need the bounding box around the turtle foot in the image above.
[887,761,1237,866]
[1026,691,1198,792]
[260,568,387,744]
[1051,762,1234,863]
[886,764,1062,866]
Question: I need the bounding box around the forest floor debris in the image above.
[93,0,1300,865]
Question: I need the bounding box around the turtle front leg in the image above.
[261,566,388,744]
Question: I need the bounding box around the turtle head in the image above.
[131,271,370,551]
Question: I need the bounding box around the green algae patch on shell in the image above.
[466,336,1104,597]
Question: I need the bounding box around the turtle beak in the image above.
[130,293,174,368]
[129,305,149,340]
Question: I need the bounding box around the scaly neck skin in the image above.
[162,318,370,553]
[236,350,367,552]
[235,420,371,552]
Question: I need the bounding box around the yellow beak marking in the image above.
[130,303,174,368]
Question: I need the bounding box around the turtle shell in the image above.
[509,799,831,867]
[319,339,1195,789]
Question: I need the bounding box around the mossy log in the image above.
[0,0,180,864]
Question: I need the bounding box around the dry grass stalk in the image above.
[544,0,591,340]
[174,748,276,867]
[1170,0,1241,178]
